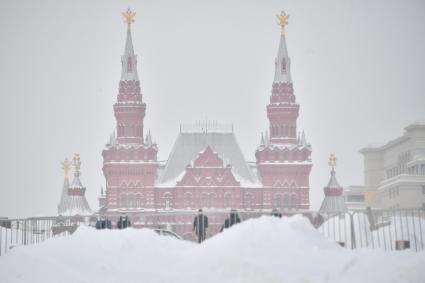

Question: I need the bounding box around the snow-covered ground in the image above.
[1,215,424,283]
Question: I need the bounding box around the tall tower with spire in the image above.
[255,11,312,210]
[102,9,158,212]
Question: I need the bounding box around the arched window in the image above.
[274,194,283,209]
[128,194,135,208]
[127,57,133,72]
[201,193,209,208]
[291,194,298,209]
[244,193,253,210]
[224,193,232,208]
[120,193,128,208]
[281,58,287,73]
[136,194,143,208]
[208,193,216,208]
[163,192,172,210]
[184,192,192,208]
[283,194,290,209]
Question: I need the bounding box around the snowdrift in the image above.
[1,215,424,283]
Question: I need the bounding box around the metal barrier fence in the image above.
[316,208,425,251]
[0,216,86,256]
[1,208,424,256]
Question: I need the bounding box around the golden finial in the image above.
[73,154,81,174]
[61,158,71,178]
[328,153,337,171]
[122,8,136,31]
[276,10,290,35]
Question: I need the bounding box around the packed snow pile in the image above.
[1,216,425,283]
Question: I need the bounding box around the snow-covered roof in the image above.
[319,195,347,214]
[158,131,258,185]
[326,170,341,188]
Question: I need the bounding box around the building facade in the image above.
[360,122,425,209]
[99,10,312,238]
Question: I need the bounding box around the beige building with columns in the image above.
[360,122,425,209]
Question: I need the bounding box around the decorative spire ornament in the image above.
[73,154,81,175]
[122,8,136,31]
[276,10,290,35]
[328,153,337,172]
[61,158,71,179]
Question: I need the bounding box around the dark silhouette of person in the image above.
[220,209,241,232]
[271,209,282,218]
[193,209,208,243]
[117,216,131,229]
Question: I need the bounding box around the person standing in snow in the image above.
[220,209,241,232]
[193,209,208,243]
[271,209,282,218]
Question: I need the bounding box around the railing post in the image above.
[350,212,356,249]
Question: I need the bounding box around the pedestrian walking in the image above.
[220,209,241,232]
[193,209,208,243]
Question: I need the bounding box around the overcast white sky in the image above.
[0,0,424,217]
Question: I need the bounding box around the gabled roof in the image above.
[158,131,257,185]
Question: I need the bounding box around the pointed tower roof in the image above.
[145,130,153,146]
[260,132,265,146]
[301,130,306,146]
[121,8,139,81]
[319,154,347,214]
[57,158,71,215]
[274,11,292,83]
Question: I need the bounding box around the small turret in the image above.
[59,154,92,216]
[319,154,347,214]
[260,132,265,146]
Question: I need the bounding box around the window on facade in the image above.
[136,195,143,208]
[422,165,425,175]
[128,194,135,208]
[127,57,133,72]
[281,58,287,73]
[224,193,232,208]
[274,194,283,209]
[120,194,128,208]
[244,193,253,210]
[209,193,216,208]
[163,193,172,210]
[201,193,209,208]
[290,194,298,209]
[347,195,365,202]
[283,194,290,208]
[184,193,192,208]
[422,186,425,195]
